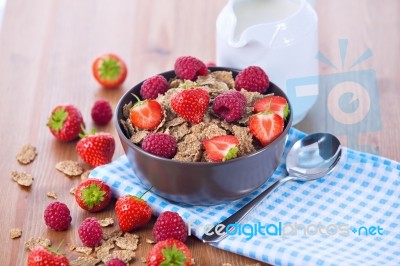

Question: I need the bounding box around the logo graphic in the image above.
[287,39,381,154]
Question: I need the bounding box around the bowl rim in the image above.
[114,66,293,166]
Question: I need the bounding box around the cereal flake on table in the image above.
[98,217,114,227]
[115,233,139,251]
[16,144,37,165]
[70,256,100,266]
[10,228,22,239]
[24,237,51,251]
[145,238,155,244]
[80,170,91,181]
[69,187,77,195]
[11,170,34,187]
[46,191,57,199]
[55,160,83,176]
[75,246,93,256]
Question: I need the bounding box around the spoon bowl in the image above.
[202,132,342,243]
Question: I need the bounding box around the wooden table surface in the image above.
[0,0,399,265]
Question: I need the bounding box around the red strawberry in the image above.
[249,112,284,146]
[253,95,289,120]
[47,104,84,142]
[75,179,112,212]
[76,130,115,167]
[147,239,192,266]
[129,94,163,130]
[27,246,69,266]
[171,88,210,124]
[92,53,127,89]
[203,135,239,162]
[115,195,152,232]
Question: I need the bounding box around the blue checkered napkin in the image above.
[90,128,400,266]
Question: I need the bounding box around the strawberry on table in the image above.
[115,195,152,232]
[171,87,210,124]
[147,239,192,266]
[129,94,163,130]
[76,129,115,167]
[28,246,69,266]
[249,112,284,146]
[75,179,112,212]
[253,95,289,120]
[92,53,127,89]
[47,104,84,142]
[203,135,240,162]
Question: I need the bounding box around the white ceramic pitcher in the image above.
[216,0,318,125]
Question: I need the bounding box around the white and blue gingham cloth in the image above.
[90,128,400,266]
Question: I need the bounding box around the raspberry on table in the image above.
[78,217,103,247]
[140,75,169,99]
[235,66,269,93]
[174,56,208,81]
[106,258,127,266]
[152,211,188,243]
[212,90,247,122]
[44,201,72,231]
[91,99,113,126]
[142,133,177,159]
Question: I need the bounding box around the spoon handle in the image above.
[202,176,294,243]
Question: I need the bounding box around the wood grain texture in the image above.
[0,0,399,265]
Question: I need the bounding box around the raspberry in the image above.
[78,217,103,247]
[212,91,247,122]
[44,202,72,231]
[152,211,187,243]
[106,258,127,266]
[140,75,169,99]
[235,66,269,93]
[91,99,113,126]
[142,133,177,159]
[174,56,208,81]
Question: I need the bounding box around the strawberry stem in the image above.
[160,244,187,265]
[79,125,95,138]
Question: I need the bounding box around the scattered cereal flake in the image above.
[16,144,37,165]
[166,122,190,141]
[70,187,77,195]
[75,246,93,255]
[98,217,114,227]
[201,124,227,141]
[11,171,34,187]
[96,242,115,262]
[70,256,100,266]
[24,237,51,251]
[103,250,135,264]
[115,233,139,251]
[122,101,133,119]
[103,229,123,241]
[239,89,264,107]
[245,263,261,266]
[47,191,57,200]
[67,242,76,251]
[10,228,22,239]
[140,257,147,263]
[145,238,155,244]
[55,160,83,176]
[222,263,232,266]
[81,170,91,181]
[191,258,196,265]
[210,71,235,90]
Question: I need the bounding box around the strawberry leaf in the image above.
[47,107,68,131]
[80,183,106,210]
[99,58,121,80]
[160,244,187,266]
[223,146,238,162]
